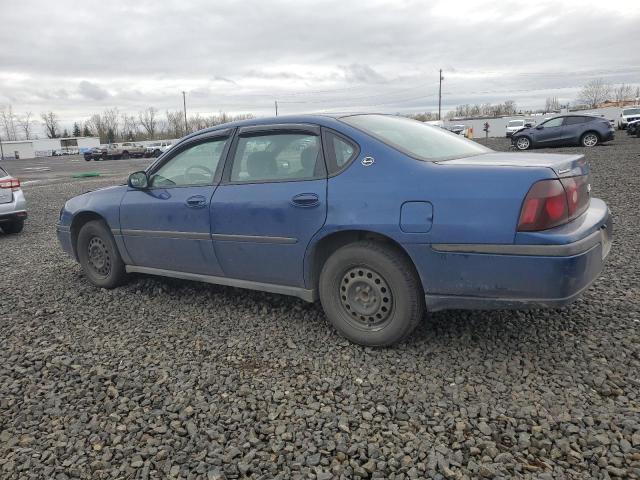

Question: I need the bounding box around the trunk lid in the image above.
[437,152,588,178]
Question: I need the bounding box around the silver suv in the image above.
[0,165,27,234]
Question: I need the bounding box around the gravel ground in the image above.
[1,135,639,479]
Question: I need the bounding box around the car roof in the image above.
[181,113,371,142]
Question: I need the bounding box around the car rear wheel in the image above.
[121,151,130,159]
[77,220,126,288]
[2,219,24,234]
[581,132,599,147]
[154,149,161,157]
[319,241,424,346]
[84,156,92,162]
[515,136,531,150]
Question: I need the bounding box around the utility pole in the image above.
[0,132,4,162]
[275,100,278,116]
[438,69,444,121]
[182,91,188,135]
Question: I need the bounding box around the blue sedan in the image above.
[57,114,613,346]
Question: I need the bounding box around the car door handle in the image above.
[291,193,320,208]
[186,195,207,208]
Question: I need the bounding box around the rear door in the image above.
[562,116,588,143]
[533,117,564,145]
[210,124,327,287]
[0,167,12,204]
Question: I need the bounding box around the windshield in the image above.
[508,120,524,127]
[623,108,640,115]
[149,142,160,147]
[341,114,490,161]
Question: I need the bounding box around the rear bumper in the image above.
[0,189,28,222]
[406,200,613,312]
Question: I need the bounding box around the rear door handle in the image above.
[186,195,207,208]
[291,193,320,208]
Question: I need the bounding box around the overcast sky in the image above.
[1,0,639,129]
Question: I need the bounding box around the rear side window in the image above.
[323,130,359,175]
[229,133,322,183]
[564,116,588,126]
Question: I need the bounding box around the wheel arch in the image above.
[581,129,601,141]
[70,211,108,260]
[305,229,422,292]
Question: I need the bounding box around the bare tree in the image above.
[41,111,60,139]
[613,84,634,105]
[85,114,106,143]
[166,110,185,138]
[138,107,158,139]
[545,97,560,112]
[0,105,19,141]
[17,112,34,139]
[503,100,517,115]
[577,79,611,109]
[121,113,138,140]
[102,108,119,140]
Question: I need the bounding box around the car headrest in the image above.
[247,151,277,179]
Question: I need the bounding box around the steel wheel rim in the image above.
[583,134,597,147]
[87,236,111,277]
[339,266,393,331]
[516,137,529,150]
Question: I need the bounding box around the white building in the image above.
[0,137,100,160]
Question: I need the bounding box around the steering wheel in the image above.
[185,165,214,184]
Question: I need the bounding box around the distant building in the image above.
[0,137,100,160]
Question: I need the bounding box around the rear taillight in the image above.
[518,176,590,231]
[0,177,20,191]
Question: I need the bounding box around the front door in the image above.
[210,125,327,287]
[120,133,230,275]
[533,117,564,145]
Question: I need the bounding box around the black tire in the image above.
[581,131,599,147]
[319,241,424,346]
[2,220,24,234]
[153,149,161,157]
[84,156,92,162]
[514,136,531,150]
[121,151,130,159]
[77,220,126,288]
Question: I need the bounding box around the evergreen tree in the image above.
[107,127,115,143]
[82,125,91,137]
[72,122,81,137]
[62,128,70,138]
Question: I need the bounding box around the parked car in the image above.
[512,115,614,150]
[447,125,466,135]
[0,165,27,234]
[84,146,106,161]
[626,119,640,137]
[617,106,640,130]
[103,142,145,160]
[57,114,612,346]
[144,141,173,157]
[505,119,534,137]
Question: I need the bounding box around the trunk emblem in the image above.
[361,156,375,167]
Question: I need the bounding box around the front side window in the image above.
[150,137,228,187]
[541,117,564,128]
[341,114,490,161]
[230,133,321,183]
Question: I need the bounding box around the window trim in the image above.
[321,127,360,177]
[144,129,233,189]
[220,126,327,186]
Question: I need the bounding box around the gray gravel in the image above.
[1,135,640,479]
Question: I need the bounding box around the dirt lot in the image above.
[1,135,639,479]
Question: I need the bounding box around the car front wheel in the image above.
[77,220,126,288]
[515,136,531,150]
[319,241,424,346]
[581,132,599,147]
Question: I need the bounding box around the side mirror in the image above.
[535,125,543,130]
[128,171,149,189]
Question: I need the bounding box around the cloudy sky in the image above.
[1,0,639,130]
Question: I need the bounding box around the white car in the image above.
[505,119,534,137]
[618,106,640,130]
[0,165,27,234]
[144,141,173,158]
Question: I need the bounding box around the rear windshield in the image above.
[341,114,490,161]
[623,108,640,115]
